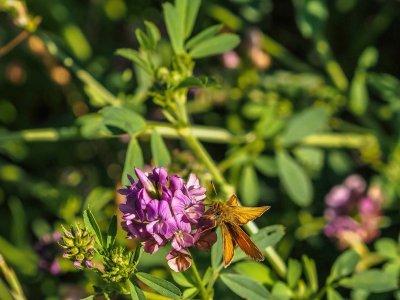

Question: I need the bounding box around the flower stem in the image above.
[190,255,209,300]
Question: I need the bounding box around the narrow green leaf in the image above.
[144,21,161,48]
[211,227,223,269]
[151,130,171,167]
[358,47,378,69]
[129,280,146,300]
[287,259,302,288]
[106,215,117,249]
[83,209,103,247]
[131,244,143,266]
[339,269,398,293]
[136,272,182,299]
[233,225,285,263]
[234,261,274,285]
[135,28,152,50]
[375,238,399,260]
[115,48,152,74]
[182,287,198,299]
[184,0,201,38]
[349,71,368,116]
[163,2,184,54]
[202,267,212,285]
[327,288,344,300]
[239,164,260,206]
[281,107,329,145]
[302,255,318,293]
[254,155,278,177]
[83,187,113,212]
[220,273,272,300]
[122,138,144,185]
[9,197,27,247]
[170,271,194,288]
[277,151,313,207]
[185,24,223,50]
[80,296,95,300]
[328,250,359,283]
[189,33,240,59]
[102,107,146,135]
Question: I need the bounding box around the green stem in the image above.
[189,254,209,300]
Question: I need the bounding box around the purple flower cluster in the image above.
[119,168,216,272]
[324,175,383,248]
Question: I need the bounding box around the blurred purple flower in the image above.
[34,231,62,275]
[119,168,214,271]
[324,175,383,248]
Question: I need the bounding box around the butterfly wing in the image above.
[228,223,264,261]
[221,222,236,267]
[230,206,271,224]
[226,194,239,206]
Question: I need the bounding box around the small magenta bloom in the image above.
[324,175,383,248]
[119,168,213,271]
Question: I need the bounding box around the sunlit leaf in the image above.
[151,130,171,167]
[83,209,103,247]
[281,107,329,145]
[163,2,184,54]
[189,34,240,59]
[102,106,146,134]
[122,138,144,185]
[115,49,152,74]
[185,24,222,50]
[106,215,117,250]
[234,261,274,285]
[129,280,146,300]
[339,269,398,293]
[302,255,318,293]
[277,151,313,206]
[211,228,223,269]
[220,273,272,300]
[136,272,182,299]
[328,250,359,283]
[287,258,302,288]
[239,164,260,206]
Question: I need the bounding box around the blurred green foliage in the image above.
[1,0,400,299]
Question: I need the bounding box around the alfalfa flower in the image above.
[119,167,215,272]
[324,175,383,248]
[59,225,95,269]
[34,231,62,275]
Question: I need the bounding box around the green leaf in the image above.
[83,209,103,247]
[135,28,152,50]
[293,147,325,175]
[170,271,194,288]
[175,76,219,89]
[183,0,201,38]
[102,106,146,134]
[358,47,378,69]
[189,33,240,59]
[375,238,399,260]
[151,130,171,167]
[328,250,359,283]
[144,21,161,48]
[233,225,285,263]
[327,288,344,300]
[106,215,117,249]
[185,24,223,50]
[271,282,292,300]
[122,138,144,185]
[239,164,260,206]
[115,49,152,74]
[294,0,328,38]
[129,280,146,300]
[349,71,368,116]
[302,255,318,293]
[163,2,184,54]
[277,151,313,206]
[80,296,95,300]
[287,259,302,288]
[234,261,274,285]
[254,155,278,177]
[211,227,223,269]
[220,273,272,300]
[136,272,182,299]
[281,107,329,145]
[339,269,398,293]
[131,244,143,266]
[182,287,198,299]
[83,187,113,212]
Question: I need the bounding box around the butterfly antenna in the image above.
[211,181,218,196]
